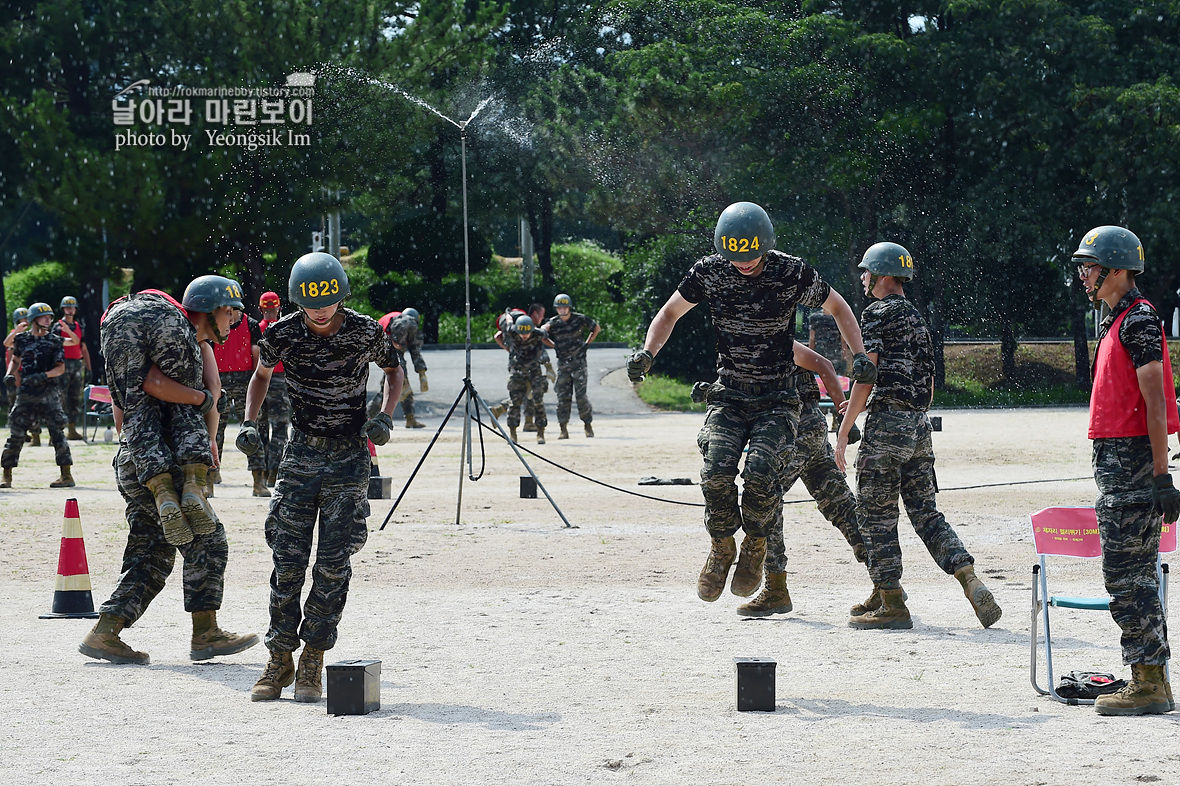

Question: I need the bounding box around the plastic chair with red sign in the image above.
[1029,506,1174,704]
[82,384,113,442]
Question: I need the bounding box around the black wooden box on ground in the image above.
[326,659,381,715]
[520,476,537,498]
[734,657,776,712]
[930,416,942,431]
[368,476,392,499]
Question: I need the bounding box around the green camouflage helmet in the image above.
[182,275,245,313]
[553,293,572,309]
[27,302,54,321]
[60,295,78,309]
[402,307,419,322]
[289,252,350,308]
[514,314,534,335]
[858,242,916,282]
[12,307,28,323]
[714,202,775,263]
[1072,225,1144,273]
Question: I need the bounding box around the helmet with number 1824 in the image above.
[289,252,351,309]
[713,202,776,263]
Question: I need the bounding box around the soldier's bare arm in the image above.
[46,361,66,379]
[1136,360,1172,477]
[834,352,877,473]
[494,330,507,350]
[793,344,844,407]
[380,364,404,416]
[820,289,866,356]
[643,291,696,356]
[58,321,80,347]
[244,362,274,422]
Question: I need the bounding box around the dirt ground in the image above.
[3,391,1179,784]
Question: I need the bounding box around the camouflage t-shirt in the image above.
[1099,288,1165,369]
[259,308,398,437]
[808,312,842,368]
[861,294,934,413]
[677,249,831,385]
[13,330,65,377]
[504,328,549,374]
[386,313,426,372]
[543,312,598,362]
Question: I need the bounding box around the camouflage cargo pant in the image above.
[258,371,291,473]
[369,373,416,423]
[556,355,592,425]
[1094,436,1171,665]
[856,409,972,590]
[696,384,800,540]
[101,294,211,482]
[264,434,371,652]
[215,369,264,471]
[766,405,866,574]
[59,358,86,427]
[508,367,547,429]
[2,390,72,467]
[99,445,228,623]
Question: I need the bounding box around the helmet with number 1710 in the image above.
[401,307,419,322]
[514,314,534,335]
[60,295,78,309]
[553,293,572,309]
[182,275,245,313]
[289,252,351,309]
[713,202,776,263]
[858,242,915,282]
[1072,225,1144,273]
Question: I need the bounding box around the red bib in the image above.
[1089,298,1179,438]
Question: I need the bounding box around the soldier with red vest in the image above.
[257,292,291,487]
[213,310,268,496]
[55,295,92,440]
[1075,225,1180,716]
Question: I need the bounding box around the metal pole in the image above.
[455,128,474,524]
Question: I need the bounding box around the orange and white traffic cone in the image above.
[39,498,100,619]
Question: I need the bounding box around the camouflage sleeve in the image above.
[861,301,887,356]
[369,321,399,369]
[407,327,426,371]
[12,332,29,357]
[796,263,832,309]
[676,260,707,304]
[258,325,282,368]
[50,334,65,365]
[1120,305,1165,368]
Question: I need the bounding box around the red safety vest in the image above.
[212,317,254,373]
[379,311,401,331]
[58,318,83,360]
[259,318,283,373]
[102,289,187,323]
[1089,298,1179,439]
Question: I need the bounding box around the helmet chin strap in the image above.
[209,313,230,344]
[1090,267,1111,309]
[867,273,881,299]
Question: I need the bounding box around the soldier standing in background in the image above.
[836,242,1001,631]
[239,253,403,704]
[1074,225,1179,715]
[257,291,292,488]
[628,202,876,605]
[79,275,257,665]
[495,313,550,444]
[543,293,600,440]
[384,307,428,429]
[213,309,269,496]
[1,302,77,488]
[55,295,92,440]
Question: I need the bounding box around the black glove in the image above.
[1152,473,1180,525]
[3,374,15,396]
[851,352,878,384]
[627,350,654,383]
[362,412,394,446]
[198,389,215,416]
[847,421,862,445]
[236,420,262,456]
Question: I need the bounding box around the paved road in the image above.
[369,344,652,422]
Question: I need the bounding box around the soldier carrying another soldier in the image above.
[495,312,550,444]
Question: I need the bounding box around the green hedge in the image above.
[4,261,81,330]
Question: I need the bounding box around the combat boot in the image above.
[509,426,518,442]
[29,431,41,447]
[737,572,793,617]
[205,471,215,498]
[730,535,767,597]
[558,423,570,440]
[250,650,295,701]
[252,469,271,497]
[0,467,11,488]
[405,414,425,429]
[145,472,193,546]
[523,413,537,433]
[190,610,260,661]
[1095,664,1172,716]
[850,586,909,615]
[179,464,218,535]
[584,422,594,438]
[67,424,83,441]
[210,467,222,485]
[78,614,149,665]
[954,564,1002,628]
[697,535,737,602]
[536,427,546,445]
[490,403,507,419]
[294,646,326,703]
[849,587,913,629]
[49,465,75,488]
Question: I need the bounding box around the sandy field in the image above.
[2,371,1178,785]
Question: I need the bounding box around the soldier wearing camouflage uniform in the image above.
[543,293,600,439]
[738,345,870,617]
[258,291,292,487]
[836,242,1001,631]
[495,313,550,444]
[239,252,403,704]
[53,295,91,439]
[1075,225,1179,716]
[1,302,76,488]
[79,275,258,666]
[628,202,875,605]
[213,313,268,495]
[385,307,428,429]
